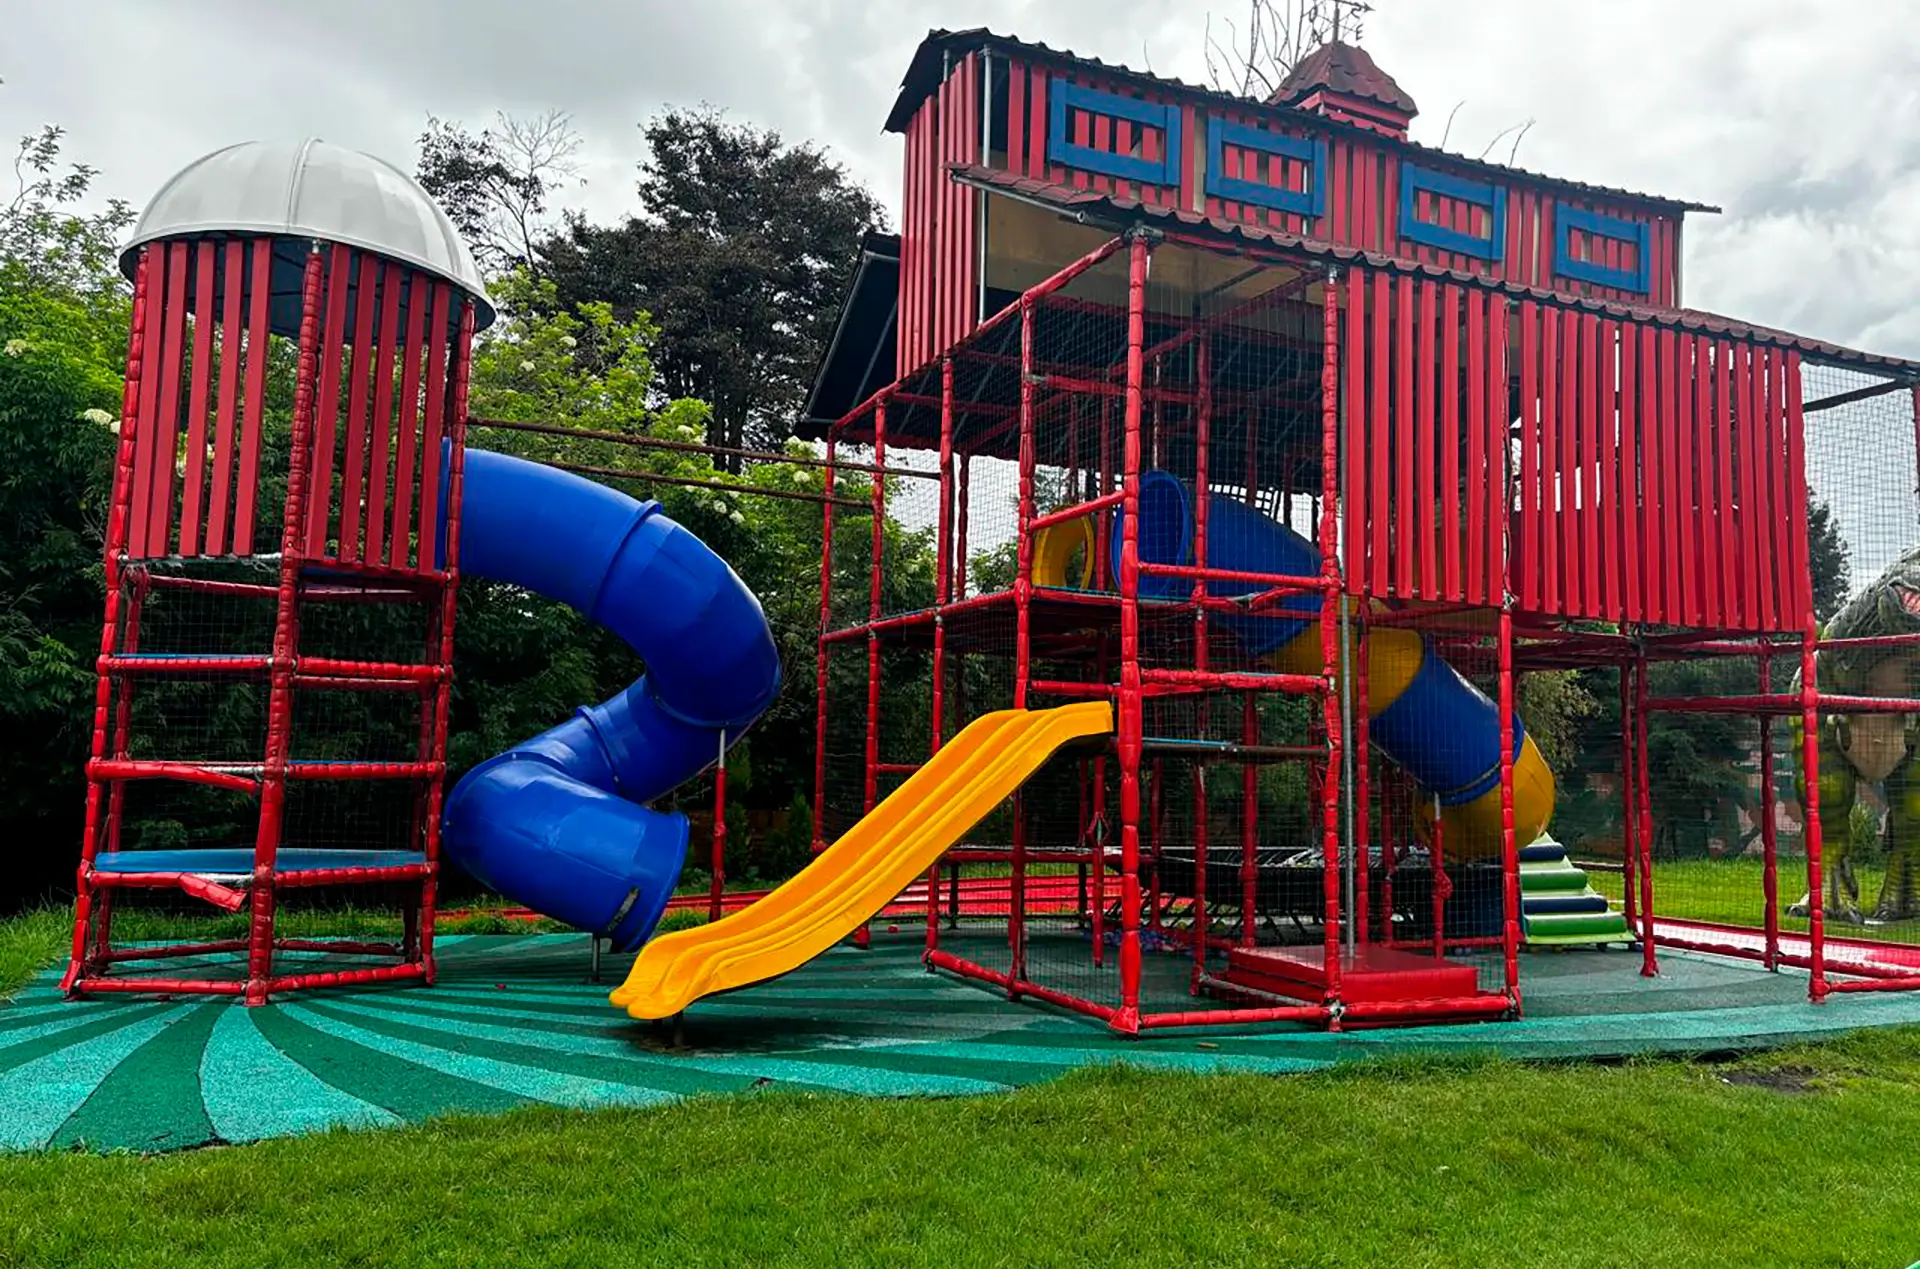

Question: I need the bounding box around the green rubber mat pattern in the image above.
[6,933,1920,1154]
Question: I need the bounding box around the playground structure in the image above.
[55,31,1920,1032]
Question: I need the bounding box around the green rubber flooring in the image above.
[7,932,1920,1155]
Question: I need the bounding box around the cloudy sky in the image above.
[8,0,1920,356]
[8,0,1920,580]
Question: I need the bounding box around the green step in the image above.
[1522,911,1633,941]
[1519,866,1593,894]
[1516,835,1633,947]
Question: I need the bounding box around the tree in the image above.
[1204,0,1371,98]
[0,122,131,906]
[1808,497,1850,623]
[416,110,581,277]
[538,107,887,465]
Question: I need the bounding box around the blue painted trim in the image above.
[1046,78,1182,186]
[1398,163,1506,261]
[1553,206,1651,293]
[1203,121,1325,219]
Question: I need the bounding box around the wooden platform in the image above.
[1225,944,1481,1004]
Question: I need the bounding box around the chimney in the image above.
[1269,41,1417,140]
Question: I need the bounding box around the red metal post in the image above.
[1619,667,1639,930]
[1319,266,1346,1017]
[1190,337,1212,981]
[1800,627,1828,1000]
[1758,656,1779,970]
[1113,233,1150,1034]
[1011,305,1038,984]
[1499,607,1521,1009]
[63,249,152,993]
[812,429,838,853]
[1634,655,1659,977]
[244,245,327,1006]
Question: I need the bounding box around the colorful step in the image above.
[1520,837,1634,948]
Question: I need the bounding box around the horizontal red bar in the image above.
[924,949,1121,1023]
[873,762,920,774]
[73,976,246,996]
[273,938,405,956]
[268,962,429,992]
[1647,694,1920,716]
[274,864,435,888]
[1826,974,1920,993]
[285,761,444,781]
[1340,994,1512,1022]
[87,760,257,793]
[1137,562,1327,590]
[96,939,247,963]
[1029,491,1125,533]
[1137,1003,1330,1029]
[1027,679,1116,698]
[1141,668,1324,694]
[99,654,271,675]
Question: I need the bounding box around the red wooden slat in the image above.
[1617,322,1638,620]
[366,262,403,566]
[337,253,380,562]
[1443,284,1464,602]
[1112,116,1132,203]
[1007,59,1027,175]
[1674,331,1698,625]
[1539,305,1559,613]
[1031,66,1050,184]
[1485,295,1509,599]
[1382,154,1400,250]
[389,274,428,570]
[1393,275,1414,598]
[205,240,245,556]
[1071,83,1092,191]
[1771,349,1797,627]
[1416,280,1437,598]
[1459,287,1489,602]
[1635,327,1660,622]
[1519,300,1539,612]
[417,282,453,574]
[233,239,273,554]
[959,54,978,341]
[304,243,353,558]
[932,74,950,358]
[1763,346,1786,630]
[1597,320,1621,620]
[1714,341,1738,628]
[178,242,215,557]
[1657,327,1681,624]
[1783,353,1811,628]
[1561,306,1583,615]
[1693,335,1720,627]
[127,248,168,557]
[1736,341,1761,629]
[145,241,192,555]
[1578,313,1601,616]
[1328,139,1347,245]
[1344,269,1368,596]
[1369,271,1391,596]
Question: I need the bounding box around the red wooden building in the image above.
[802,30,1920,1030]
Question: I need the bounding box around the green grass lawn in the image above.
[1588,856,1920,946]
[2,1027,1919,1267]
[7,904,1920,1267]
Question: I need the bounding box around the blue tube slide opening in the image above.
[1112,469,1523,809]
[439,447,781,950]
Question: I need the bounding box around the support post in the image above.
[1112,232,1152,1034]
[1800,626,1828,1001]
[1318,265,1346,1020]
[1758,655,1779,970]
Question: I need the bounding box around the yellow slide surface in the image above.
[610,701,1113,1019]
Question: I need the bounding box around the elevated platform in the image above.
[1224,943,1483,1004]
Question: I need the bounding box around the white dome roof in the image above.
[120,139,494,330]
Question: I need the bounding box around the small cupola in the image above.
[1268,41,1417,139]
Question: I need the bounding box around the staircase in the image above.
[1519,837,1634,948]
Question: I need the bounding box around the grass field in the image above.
[2,1020,1918,1267]
[7,902,1920,1267]
[1588,856,1920,946]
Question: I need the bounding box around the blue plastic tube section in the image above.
[1113,469,1522,807]
[441,448,781,950]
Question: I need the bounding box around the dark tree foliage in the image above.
[1808,498,1850,624]
[539,107,887,465]
[416,111,580,276]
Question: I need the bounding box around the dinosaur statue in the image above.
[1790,543,1920,924]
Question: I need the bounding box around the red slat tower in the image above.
[62,140,493,1004]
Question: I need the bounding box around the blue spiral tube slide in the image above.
[438,448,781,950]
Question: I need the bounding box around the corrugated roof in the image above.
[951,163,1920,377]
[886,28,1720,215]
[1272,40,1416,115]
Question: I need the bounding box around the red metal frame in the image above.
[66,240,474,1003]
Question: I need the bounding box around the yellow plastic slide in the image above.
[610,701,1113,1019]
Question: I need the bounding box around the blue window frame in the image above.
[1046,79,1183,187]
[1203,120,1326,219]
[1553,206,1651,293]
[1398,163,1507,261]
